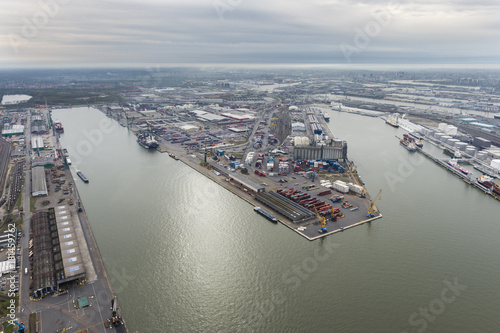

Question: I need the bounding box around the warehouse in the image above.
[31,166,48,196]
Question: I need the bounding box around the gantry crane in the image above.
[367,189,382,218]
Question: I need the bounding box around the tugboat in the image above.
[137,133,159,149]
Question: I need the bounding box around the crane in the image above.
[328,208,337,222]
[314,206,327,233]
[367,189,382,218]
[8,321,26,333]
[360,185,366,198]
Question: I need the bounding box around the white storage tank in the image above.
[465,146,477,155]
[448,138,459,146]
[477,152,487,160]
[445,125,458,136]
[434,132,444,140]
[441,135,452,142]
[491,159,500,172]
[455,142,467,151]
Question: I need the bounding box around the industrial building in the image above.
[31,207,87,298]
[31,136,44,150]
[1,124,24,137]
[293,140,348,161]
[31,166,48,196]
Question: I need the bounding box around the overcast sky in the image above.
[1,0,499,68]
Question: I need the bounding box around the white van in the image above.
[25,268,28,275]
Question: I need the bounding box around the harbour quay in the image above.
[3,108,130,332]
[97,103,382,240]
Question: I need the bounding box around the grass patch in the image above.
[29,312,37,333]
[15,192,22,209]
[2,322,15,333]
[30,196,36,212]
[0,294,18,328]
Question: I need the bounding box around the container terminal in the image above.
[97,104,382,240]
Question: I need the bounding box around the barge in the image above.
[254,206,278,223]
[77,171,89,183]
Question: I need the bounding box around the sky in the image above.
[1,0,499,68]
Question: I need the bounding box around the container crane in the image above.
[367,189,382,218]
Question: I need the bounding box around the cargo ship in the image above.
[403,134,423,148]
[54,120,64,133]
[443,148,462,158]
[386,119,399,128]
[137,133,159,149]
[400,138,417,151]
[76,171,89,183]
[448,159,472,175]
[323,112,330,122]
[477,175,500,196]
[493,114,500,119]
[254,206,278,223]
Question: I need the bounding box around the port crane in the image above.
[360,186,366,198]
[367,189,382,218]
[314,206,327,234]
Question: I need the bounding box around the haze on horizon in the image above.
[1,0,499,69]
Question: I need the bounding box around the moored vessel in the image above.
[443,148,462,158]
[400,138,417,151]
[137,133,159,149]
[254,206,278,223]
[448,159,472,175]
[76,171,89,183]
[54,120,64,133]
[477,175,500,196]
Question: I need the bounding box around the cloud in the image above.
[0,0,499,67]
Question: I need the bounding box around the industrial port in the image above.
[96,103,383,240]
[2,68,500,332]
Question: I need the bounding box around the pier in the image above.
[416,147,500,201]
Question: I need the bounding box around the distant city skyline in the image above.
[1,0,500,68]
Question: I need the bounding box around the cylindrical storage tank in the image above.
[441,135,452,142]
[477,152,487,160]
[434,132,444,140]
[465,147,476,156]
[455,142,467,151]
[466,145,477,153]
[448,138,459,146]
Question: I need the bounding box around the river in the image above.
[53,107,500,333]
